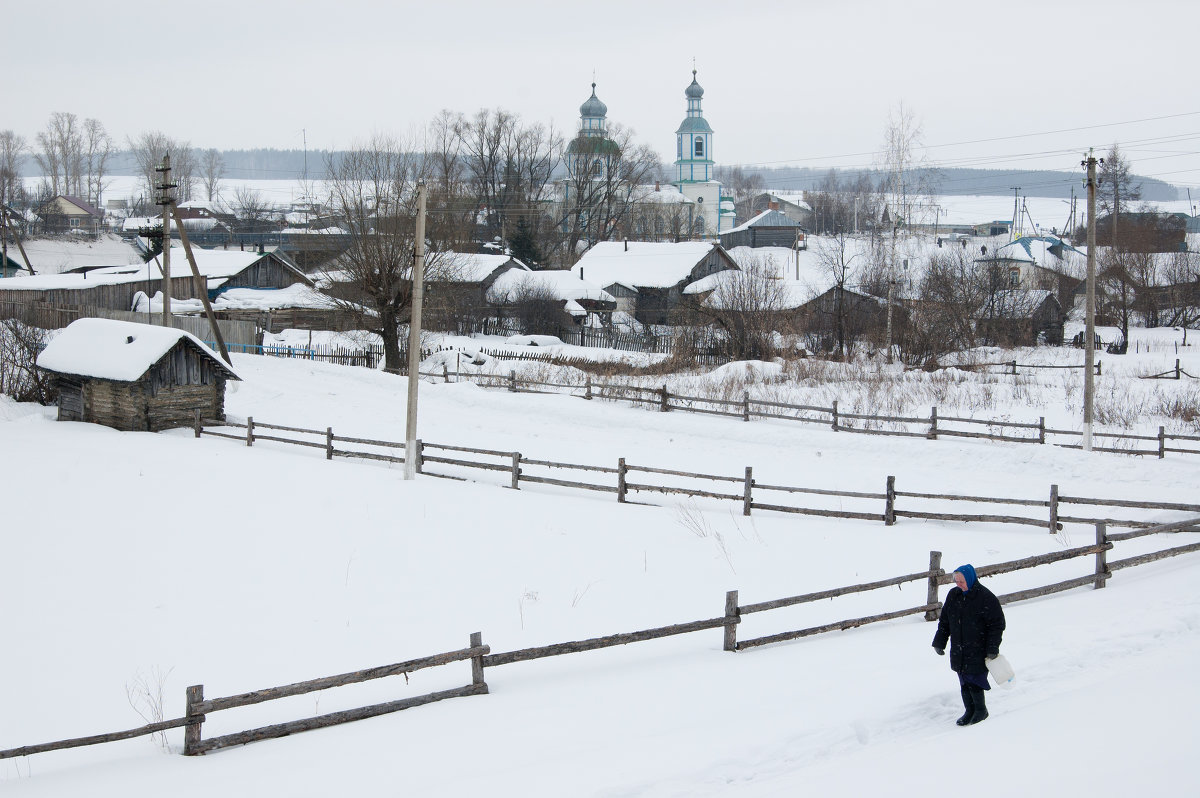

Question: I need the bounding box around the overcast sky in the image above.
[8,0,1199,191]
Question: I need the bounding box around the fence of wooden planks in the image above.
[4,509,1196,762]
[189,414,1200,534]
[414,365,1200,460]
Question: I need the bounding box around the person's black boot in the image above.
[967,686,988,725]
[956,685,975,726]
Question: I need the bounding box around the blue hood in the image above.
[954,564,978,590]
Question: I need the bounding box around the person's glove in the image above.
[986,651,999,660]
[934,646,945,656]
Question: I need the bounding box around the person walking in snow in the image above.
[932,563,1005,726]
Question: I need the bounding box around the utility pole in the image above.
[886,224,898,364]
[155,154,178,325]
[172,203,232,366]
[404,181,428,481]
[1009,186,1021,239]
[1082,150,1098,452]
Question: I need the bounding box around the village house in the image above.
[569,240,738,325]
[36,317,240,432]
[36,195,104,235]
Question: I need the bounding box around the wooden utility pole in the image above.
[1,205,35,275]
[155,155,178,324]
[404,181,428,481]
[172,204,232,365]
[1083,150,1098,452]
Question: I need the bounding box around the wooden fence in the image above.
[427,367,1200,460]
[187,415,1200,533]
[4,502,1195,762]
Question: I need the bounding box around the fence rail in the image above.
[423,366,1200,460]
[4,475,1195,763]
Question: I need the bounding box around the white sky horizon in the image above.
[8,1,1199,188]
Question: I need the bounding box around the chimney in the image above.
[768,201,779,211]
[655,181,660,192]
[624,239,628,252]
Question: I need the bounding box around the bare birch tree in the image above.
[201,148,225,202]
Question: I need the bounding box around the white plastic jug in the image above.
[987,654,1015,686]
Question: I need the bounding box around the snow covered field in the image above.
[3,346,1200,796]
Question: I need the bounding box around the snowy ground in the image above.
[2,350,1199,796]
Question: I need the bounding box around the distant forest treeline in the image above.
[21,148,1182,200]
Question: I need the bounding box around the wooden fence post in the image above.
[659,385,669,412]
[246,416,255,447]
[511,452,521,490]
[509,372,517,392]
[1011,360,1017,375]
[723,590,740,652]
[443,364,449,383]
[1094,523,1109,589]
[928,406,938,440]
[885,476,896,526]
[1038,416,1046,444]
[1097,360,1102,376]
[1158,426,1166,459]
[743,391,750,422]
[1176,359,1181,380]
[617,458,627,503]
[415,440,424,474]
[831,399,839,431]
[743,467,753,516]
[925,551,943,621]
[1049,484,1059,533]
[194,409,202,438]
[183,684,204,756]
[585,374,592,400]
[470,632,488,692]
[326,427,334,461]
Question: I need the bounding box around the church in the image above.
[560,70,735,244]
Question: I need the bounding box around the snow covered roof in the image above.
[629,184,693,205]
[485,269,615,304]
[1,247,310,291]
[569,241,731,289]
[36,318,238,382]
[722,209,803,236]
[0,233,143,274]
[684,268,811,310]
[437,253,532,283]
[983,236,1083,269]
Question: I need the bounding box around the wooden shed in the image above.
[36,318,240,432]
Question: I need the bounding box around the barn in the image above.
[36,318,240,432]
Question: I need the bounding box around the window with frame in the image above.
[694,136,704,158]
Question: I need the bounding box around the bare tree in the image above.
[127,131,198,202]
[691,253,789,360]
[34,112,83,198]
[0,130,27,208]
[815,230,865,358]
[231,186,276,232]
[324,135,464,370]
[1097,143,1142,227]
[559,123,662,263]
[878,103,940,228]
[82,118,113,208]
[494,278,570,335]
[201,148,225,202]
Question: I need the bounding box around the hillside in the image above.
[2,350,1199,796]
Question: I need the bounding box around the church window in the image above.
[694,136,704,158]
[592,158,603,177]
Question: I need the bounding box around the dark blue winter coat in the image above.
[932,578,1005,675]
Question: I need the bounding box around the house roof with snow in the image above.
[683,268,811,310]
[568,241,736,290]
[977,289,1060,319]
[721,209,804,236]
[435,253,532,284]
[36,318,239,383]
[485,269,615,305]
[980,236,1084,270]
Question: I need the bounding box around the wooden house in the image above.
[720,209,806,250]
[36,196,104,235]
[569,241,738,325]
[36,318,240,432]
[977,289,1064,346]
